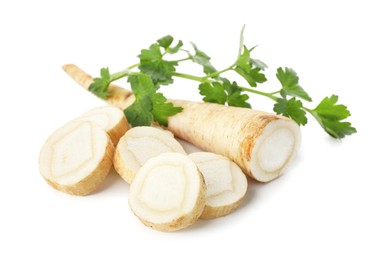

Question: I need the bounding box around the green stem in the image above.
[204,65,234,79]
[172,72,206,82]
[109,63,139,81]
[170,57,192,63]
[128,63,139,69]
[238,86,278,101]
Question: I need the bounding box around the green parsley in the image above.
[88,27,356,139]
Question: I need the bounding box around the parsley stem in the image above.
[128,63,140,69]
[173,72,206,82]
[110,67,131,81]
[238,86,278,101]
[109,63,139,82]
[170,57,192,63]
[204,66,234,80]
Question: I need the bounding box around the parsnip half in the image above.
[114,126,186,184]
[189,152,247,219]
[129,153,206,231]
[168,100,301,182]
[76,106,129,145]
[39,120,114,195]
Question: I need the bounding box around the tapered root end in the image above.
[250,120,301,182]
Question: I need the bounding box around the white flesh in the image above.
[114,126,186,184]
[77,105,129,145]
[250,120,301,182]
[39,120,114,195]
[189,152,247,219]
[129,153,205,231]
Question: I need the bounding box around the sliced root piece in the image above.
[168,100,301,182]
[129,153,206,232]
[114,126,186,184]
[39,120,114,195]
[189,152,248,219]
[77,105,129,145]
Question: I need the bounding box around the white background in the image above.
[1,0,381,259]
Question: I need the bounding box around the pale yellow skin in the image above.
[113,148,136,184]
[63,64,300,182]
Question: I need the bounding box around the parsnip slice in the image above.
[39,120,114,195]
[189,152,248,219]
[114,126,186,184]
[129,153,206,232]
[77,106,129,145]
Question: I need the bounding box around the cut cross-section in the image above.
[189,152,248,219]
[39,120,114,195]
[129,153,206,232]
[76,105,129,145]
[114,127,186,184]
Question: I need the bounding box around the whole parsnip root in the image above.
[114,126,186,184]
[39,120,114,195]
[189,152,248,219]
[63,64,301,182]
[76,106,129,145]
[129,153,206,232]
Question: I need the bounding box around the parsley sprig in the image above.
[89,27,356,139]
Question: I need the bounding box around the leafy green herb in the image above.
[199,79,250,108]
[189,43,217,75]
[276,67,312,101]
[89,27,356,139]
[309,95,357,138]
[274,98,307,126]
[89,67,111,99]
[124,73,182,127]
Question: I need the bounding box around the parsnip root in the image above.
[76,105,129,145]
[168,100,301,182]
[39,120,114,195]
[129,153,206,231]
[63,64,301,182]
[189,152,247,219]
[113,126,186,184]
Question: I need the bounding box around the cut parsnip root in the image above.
[63,65,301,182]
[189,152,248,219]
[76,106,129,145]
[129,153,206,232]
[113,126,186,184]
[168,100,301,182]
[39,120,114,195]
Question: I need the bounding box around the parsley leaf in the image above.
[223,79,251,108]
[124,95,153,126]
[276,67,312,101]
[310,95,357,138]
[151,92,183,126]
[274,97,308,125]
[199,79,250,108]
[124,73,182,127]
[234,46,267,87]
[157,35,174,49]
[89,67,111,99]
[190,43,217,75]
[138,43,177,86]
[199,82,227,104]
